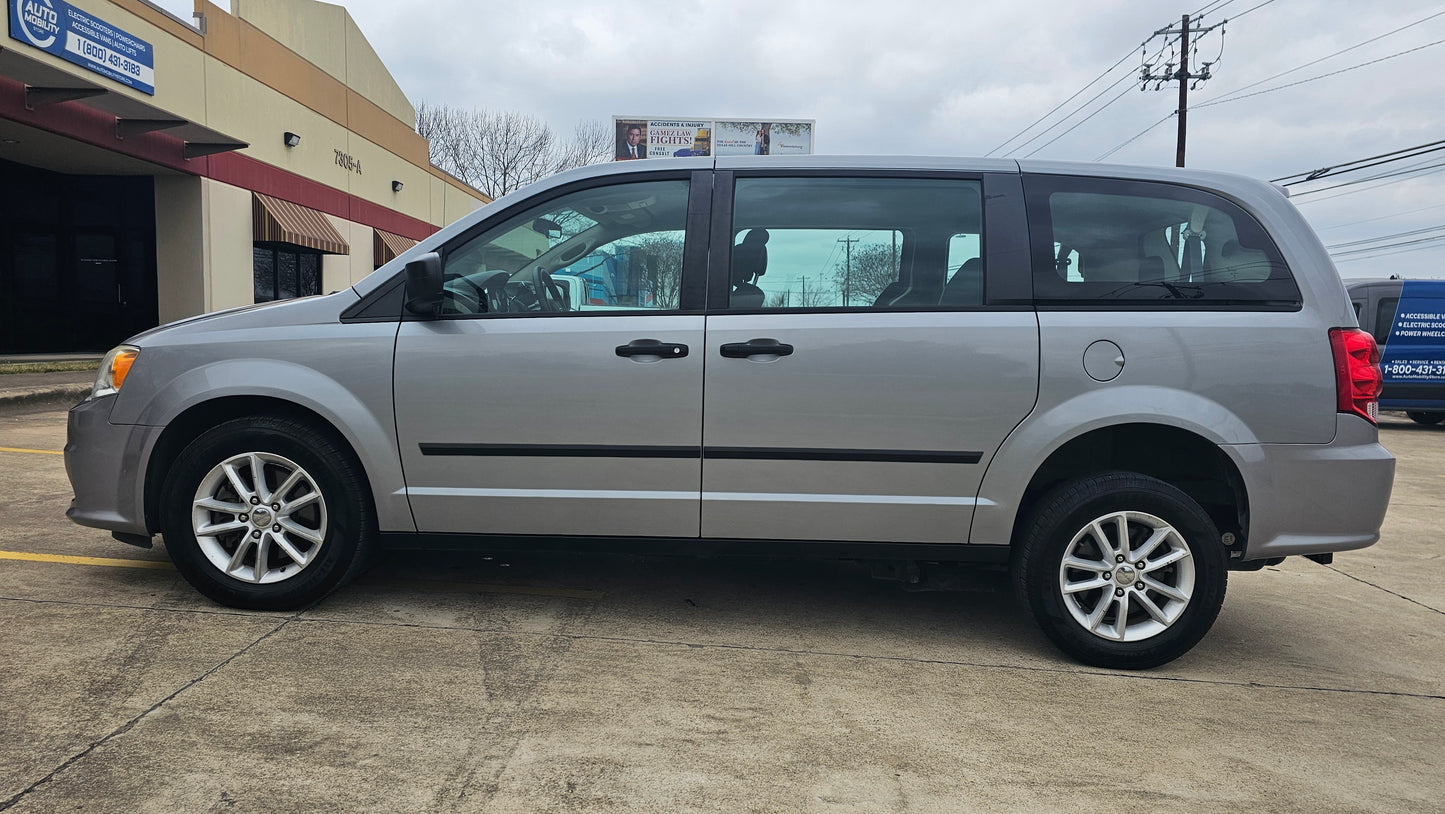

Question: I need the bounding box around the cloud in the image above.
[157,0,1445,277]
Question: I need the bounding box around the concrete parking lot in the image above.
[1,400,1441,813]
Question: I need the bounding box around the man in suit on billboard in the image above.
[616,124,647,160]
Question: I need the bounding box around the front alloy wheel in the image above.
[162,416,375,611]
[192,452,328,584]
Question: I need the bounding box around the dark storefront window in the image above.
[253,243,322,303]
[0,159,157,353]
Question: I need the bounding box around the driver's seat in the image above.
[731,229,769,308]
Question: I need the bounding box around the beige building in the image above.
[0,0,488,353]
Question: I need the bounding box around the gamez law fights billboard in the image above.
[613,117,814,161]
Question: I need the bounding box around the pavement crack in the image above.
[1322,564,1444,615]
[0,613,300,812]
[424,593,603,812]
[293,614,1445,702]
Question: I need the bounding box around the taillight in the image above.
[1329,328,1382,424]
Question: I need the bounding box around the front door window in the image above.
[440,180,691,316]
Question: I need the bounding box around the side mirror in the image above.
[403,252,443,317]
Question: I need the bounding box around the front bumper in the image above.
[1225,414,1395,561]
[65,396,163,537]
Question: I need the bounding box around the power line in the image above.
[1192,0,1236,17]
[1317,201,1445,232]
[1007,72,1138,156]
[1096,113,1175,161]
[1326,224,1445,251]
[1093,11,1226,164]
[1197,10,1445,107]
[994,31,1181,158]
[1022,86,1136,158]
[1138,14,1225,166]
[1193,38,1445,110]
[1292,158,1445,198]
[1102,10,1445,164]
[999,35,1179,158]
[1333,241,1445,263]
[986,47,1142,157]
[1330,233,1445,259]
[1225,0,1278,22]
[1294,163,1445,205]
[1272,139,1445,185]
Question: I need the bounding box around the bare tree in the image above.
[416,103,613,199]
[834,242,901,305]
[555,119,614,173]
[626,233,685,310]
[765,280,832,309]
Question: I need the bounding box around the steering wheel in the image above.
[440,278,483,314]
[532,266,569,312]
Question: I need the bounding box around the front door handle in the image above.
[720,339,794,358]
[616,339,689,359]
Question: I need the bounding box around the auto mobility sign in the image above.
[1379,281,1445,385]
[9,0,155,95]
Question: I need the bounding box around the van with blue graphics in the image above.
[1348,279,1445,426]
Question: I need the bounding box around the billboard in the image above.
[613,117,814,161]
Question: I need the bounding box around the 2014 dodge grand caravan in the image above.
[66,156,1395,669]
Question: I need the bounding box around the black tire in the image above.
[1406,411,1444,426]
[1013,472,1227,670]
[160,416,376,611]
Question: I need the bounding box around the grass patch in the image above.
[0,360,100,375]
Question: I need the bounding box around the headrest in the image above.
[732,229,770,286]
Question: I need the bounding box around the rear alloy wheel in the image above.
[161,416,375,610]
[1406,411,1444,426]
[1016,472,1227,669]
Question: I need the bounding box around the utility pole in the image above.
[1140,14,1223,167]
[837,236,858,305]
[1176,14,1190,168]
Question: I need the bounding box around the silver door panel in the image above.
[395,314,704,537]
[701,311,1039,543]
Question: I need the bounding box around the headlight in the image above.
[92,345,140,399]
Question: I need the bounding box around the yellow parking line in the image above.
[0,550,174,570]
[0,446,63,455]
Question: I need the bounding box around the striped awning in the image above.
[252,193,349,255]
[374,228,419,267]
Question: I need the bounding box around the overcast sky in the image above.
[166,0,1445,278]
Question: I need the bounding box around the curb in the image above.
[0,383,93,408]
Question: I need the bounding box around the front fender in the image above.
[114,343,412,533]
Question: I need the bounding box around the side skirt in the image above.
[378,532,1012,564]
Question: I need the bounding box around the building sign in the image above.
[8,0,155,95]
[334,149,362,175]
[613,117,814,161]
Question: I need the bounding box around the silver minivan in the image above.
[66,156,1394,668]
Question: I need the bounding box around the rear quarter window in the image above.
[1024,175,1301,309]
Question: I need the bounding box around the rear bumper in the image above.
[65,396,161,537]
[1225,414,1395,560]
